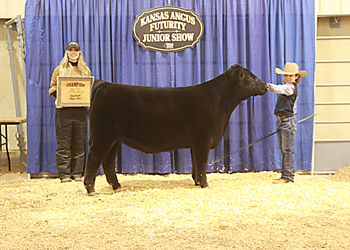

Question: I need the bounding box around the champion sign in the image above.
[132,6,204,52]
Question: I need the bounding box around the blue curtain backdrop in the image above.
[25,0,315,174]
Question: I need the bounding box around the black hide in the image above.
[84,64,267,195]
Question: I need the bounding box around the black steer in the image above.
[84,64,267,195]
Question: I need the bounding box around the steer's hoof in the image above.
[113,186,122,193]
[87,191,96,196]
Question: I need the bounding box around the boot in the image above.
[71,153,85,180]
[56,152,72,180]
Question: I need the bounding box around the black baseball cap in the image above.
[66,41,80,51]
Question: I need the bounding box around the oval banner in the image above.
[132,6,204,52]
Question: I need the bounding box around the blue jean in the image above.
[276,116,296,182]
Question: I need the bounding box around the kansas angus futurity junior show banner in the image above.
[133,6,204,52]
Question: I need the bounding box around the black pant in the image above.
[55,107,88,180]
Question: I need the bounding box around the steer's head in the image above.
[228,64,268,98]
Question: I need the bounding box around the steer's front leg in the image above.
[190,146,210,188]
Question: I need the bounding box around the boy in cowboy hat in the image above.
[267,62,307,184]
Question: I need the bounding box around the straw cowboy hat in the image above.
[275,62,307,78]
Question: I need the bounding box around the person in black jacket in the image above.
[267,62,307,184]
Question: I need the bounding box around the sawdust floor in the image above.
[1,167,350,249]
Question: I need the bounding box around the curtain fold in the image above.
[25,0,315,174]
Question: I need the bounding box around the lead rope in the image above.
[209,114,316,166]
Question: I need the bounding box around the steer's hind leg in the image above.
[190,146,210,188]
[102,142,121,192]
[84,142,111,195]
[191,164,198,186]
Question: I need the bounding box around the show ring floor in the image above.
[1,170,350,249]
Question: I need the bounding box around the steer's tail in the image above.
[90,79,105,105]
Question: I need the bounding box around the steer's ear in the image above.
[239,67,244,79]
[228,64,243,80]
[233,65,244,80]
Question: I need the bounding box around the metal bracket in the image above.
[329,17,340,28]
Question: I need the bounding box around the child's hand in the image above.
[266,83,271,91]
